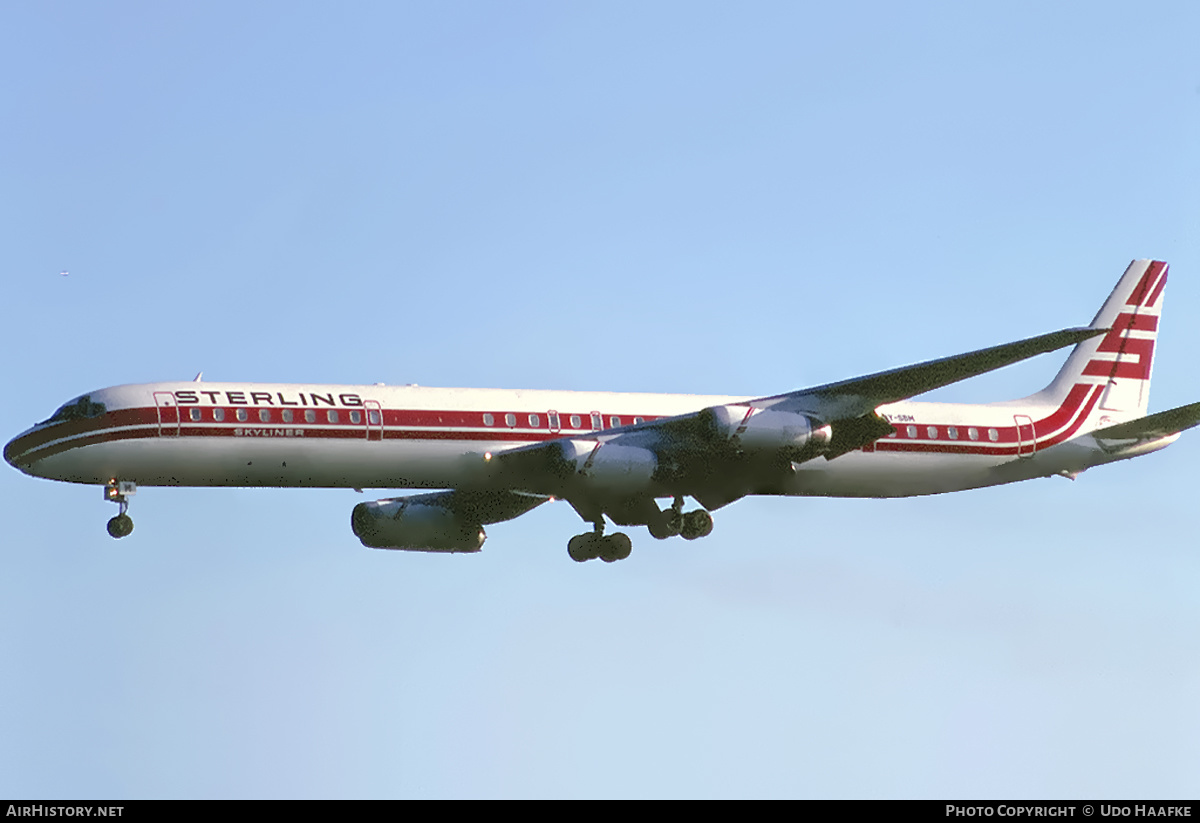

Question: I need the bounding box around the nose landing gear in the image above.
[104,480,136,539]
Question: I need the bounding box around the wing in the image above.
[491,326,1104,517]
[749,326,1104,419]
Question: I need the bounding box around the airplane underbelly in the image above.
[785,450,1018,498]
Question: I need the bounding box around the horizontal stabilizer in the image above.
[755,326,1106,419]
[1091,401,1200,441]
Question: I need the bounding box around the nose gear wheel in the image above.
[103,480,136,539]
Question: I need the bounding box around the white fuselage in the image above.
[5,380,1171,500]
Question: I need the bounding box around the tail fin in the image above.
[1037,260,1167,427]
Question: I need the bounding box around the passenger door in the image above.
[154,392,180,437]
[364,400,383,441]
[1014,414,1036,458]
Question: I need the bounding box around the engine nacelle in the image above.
[556,439,658,495]
[351,497,485,552]
[705,405,832,457]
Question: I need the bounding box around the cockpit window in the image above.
[41,395,107,425]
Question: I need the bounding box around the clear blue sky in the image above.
[3,1,1199,798]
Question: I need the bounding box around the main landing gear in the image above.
[648,497,713,541]
[567,522,633,564]
[566,498,716,563]
[104,480,136,539]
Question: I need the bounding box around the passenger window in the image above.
[236,409,248,422]
[281,409,293,423]
[213,408,225,422]
[505,413,516,427]
[968,427,979,441]
[349,410,361,424]
[610,416,621,428]
[988,428,999,442]
[259,409,271,422]
[591,413,602,429]
[368,410,380,425]
[570,415,581,429]
[305,410,316,423]
[189,408,201,422]
[927,426,938,439]
[906,425,917,438]
[328,410,339,423]
[483,413,494,427]
[529,414,540,427]
[548,413,560,429]
[947,426,958,440]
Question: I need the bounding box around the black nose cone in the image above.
[5,430,31,471]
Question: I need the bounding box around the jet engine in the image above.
[352,496,485,552]
[350,489,548,552]
[556,440,658,495]
[703,405,832,458]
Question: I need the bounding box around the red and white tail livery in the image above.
[1039,258,1167,424]
[7,260,1198,562]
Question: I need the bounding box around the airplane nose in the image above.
[5,428,34,471]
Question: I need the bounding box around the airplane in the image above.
[7,260,1200,563]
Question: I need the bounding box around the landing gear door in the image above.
[154,391,180,437]
[365,400,383,441]
[1014,414,1035,458]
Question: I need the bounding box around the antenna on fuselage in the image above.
[193,371,203,382]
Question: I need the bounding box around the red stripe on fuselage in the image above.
[1034,384,1103,449]
[7,404,662,465]
[10,382,1108,468]
[874,383,1101,457]
[1028,383,1091,437]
